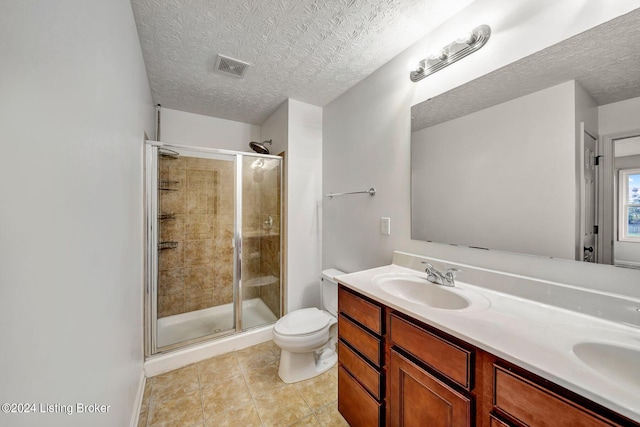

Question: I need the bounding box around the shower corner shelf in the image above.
[244,275,279,288]
[159,179,180,191]
[244,230,280,239]
[158,213,176,221]
[158,148,180,159]
[158,241,179,250]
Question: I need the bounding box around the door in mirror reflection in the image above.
[582,130,597,263]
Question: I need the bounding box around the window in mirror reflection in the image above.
[619,169,640,242]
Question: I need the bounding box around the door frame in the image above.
[599,129,640,265]
[578,123,599,263]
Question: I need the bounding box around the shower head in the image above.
[249,139,272,154]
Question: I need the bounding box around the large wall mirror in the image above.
[411,8,640,267]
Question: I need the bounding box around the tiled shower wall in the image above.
[157,154,281,319]
[157,156,235,318]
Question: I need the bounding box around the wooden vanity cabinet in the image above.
[337,286,640,427]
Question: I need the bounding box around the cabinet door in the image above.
[389,350,472,427]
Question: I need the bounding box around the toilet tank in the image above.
[321,268,345,317]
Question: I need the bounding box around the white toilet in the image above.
[273,268,344,383]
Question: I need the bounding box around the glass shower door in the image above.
[151,145,238,351]
[240,156,282,330]
[146,143,283,355]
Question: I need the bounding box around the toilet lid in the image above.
[274,307,331,336]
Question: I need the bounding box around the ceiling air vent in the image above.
[214,54,250,78]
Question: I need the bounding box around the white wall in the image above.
[575,81,599,136]
[323,0,640,297]
[599,97,640,136]
[412,81,576,259]
[286,100,323,311]
[0,1,154,426]
[159,107,260,152]
[261,100,324,312]
[574,81,599,260]
[261,101,289,155]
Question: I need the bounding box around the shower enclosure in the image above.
[145,142,282,355]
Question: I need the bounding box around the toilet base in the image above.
[278,347,338,383]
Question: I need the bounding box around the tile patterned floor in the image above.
[138,341,349,427]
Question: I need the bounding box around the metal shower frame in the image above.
[144,140,284,356]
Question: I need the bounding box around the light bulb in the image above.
[456,31,477,45]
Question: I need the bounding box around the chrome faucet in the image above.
[263,215,273,230]
[422,262,461,287]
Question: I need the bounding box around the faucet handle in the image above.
[421,261,435,272]
[445,268,461,284]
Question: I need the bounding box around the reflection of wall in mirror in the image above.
[411,80,597,259]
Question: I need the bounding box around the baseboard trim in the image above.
[614,260,640,269]
[130,372,146,427]
[144,325,274,377]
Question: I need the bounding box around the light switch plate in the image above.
[381,217,391,235]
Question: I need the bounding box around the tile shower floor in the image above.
[138,341,349,427]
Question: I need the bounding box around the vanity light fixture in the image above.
[410,25,491,82]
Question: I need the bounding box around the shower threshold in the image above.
[157,298,277,349]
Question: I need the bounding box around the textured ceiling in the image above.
[130,0,475,125]
[412,7,640,131]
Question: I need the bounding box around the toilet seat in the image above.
[274,307,331,336]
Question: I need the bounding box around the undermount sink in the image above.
[573,342,640,390]
[372,273,472,310]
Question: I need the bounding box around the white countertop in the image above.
[335,263,640,423]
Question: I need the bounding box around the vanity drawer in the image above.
[338,340,382,400]
[338,286,382,335]
[494,365,616,427]
[389,313,472,390]
[490,414,514,427]
[339,314,382,367]
[338,365,383,427]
